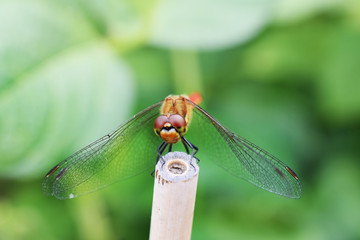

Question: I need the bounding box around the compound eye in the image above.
[154,115,168,129]
[168,114,186,128]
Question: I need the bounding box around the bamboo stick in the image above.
[149,151,200,240]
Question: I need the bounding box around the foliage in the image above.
[1,0,359,239]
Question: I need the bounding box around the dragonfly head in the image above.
[154,114,188,144]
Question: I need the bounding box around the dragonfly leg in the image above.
[168,144,173,153]
[152,141,168,177]
[156,141,168,163]
[182,137,200,164]
[181,139,190,154]
[159,144,173,168]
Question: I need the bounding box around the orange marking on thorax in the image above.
[189,92,203,105]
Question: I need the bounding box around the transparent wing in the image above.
[42,102,163,199]
[186,100,302,198]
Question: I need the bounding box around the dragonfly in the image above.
[42,93,302,199]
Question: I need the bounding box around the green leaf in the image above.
[274,0,343,23]
[149,0,273,50]
[0,1,96,89]
[317,29,360,124]
[76,0,158,44]
[0,2,135,178]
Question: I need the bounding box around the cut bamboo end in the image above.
[149,151,200,240]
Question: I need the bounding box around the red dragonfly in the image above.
[42,93,302,199]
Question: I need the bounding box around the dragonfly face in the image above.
[154,114,187,144]
[42,93,302,200]
[154,95,193,144]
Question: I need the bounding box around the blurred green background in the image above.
[1,0,360,239]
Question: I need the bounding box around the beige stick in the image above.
[149,151,200,240]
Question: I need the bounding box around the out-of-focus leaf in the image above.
[274,0,343,23]
[0,43,135,178]
[0,1,135,178]
[77,0,158,46]
[317,29,360,124]
[230,20,333,83]
[123,47,173,107]
[149,0,273,50]
[314,156,360,239]
[0,181,75,239]
[0,1,95,89]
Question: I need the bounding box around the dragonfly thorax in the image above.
[154,114,188,144]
